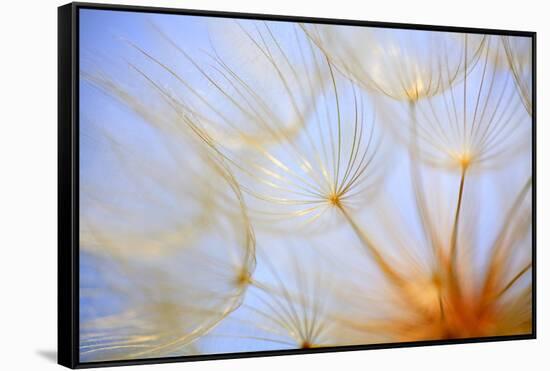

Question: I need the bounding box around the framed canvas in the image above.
[58,2,536,368]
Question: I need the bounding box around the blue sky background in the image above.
[78,8,532,362]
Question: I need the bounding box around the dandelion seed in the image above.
[325,165,532,343]
[380,36,531,171]
[302,24,487,102]
[79,13,532,358]
[79,88,256,360]
[119,22,388,233]
[197,243,341,351]
[502,35,533,116]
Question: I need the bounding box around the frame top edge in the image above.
[64,2,535,37]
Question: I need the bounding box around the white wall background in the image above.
[0,0,545,369]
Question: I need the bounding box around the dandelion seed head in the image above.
[502,36,532,115]
[404,76,426,101]
[130,22,390,234]
[377,35,531,172]
[451,150,474,169]
[303,25,487,101]
[235,268,253,287]
[328,192,342,208]
[79,12,532,359]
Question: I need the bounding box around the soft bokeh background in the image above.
[0,1,547,371]
[78,6,532,362]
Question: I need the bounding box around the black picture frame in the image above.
[58,2,537,369]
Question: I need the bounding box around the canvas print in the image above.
[79,8,533,363]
